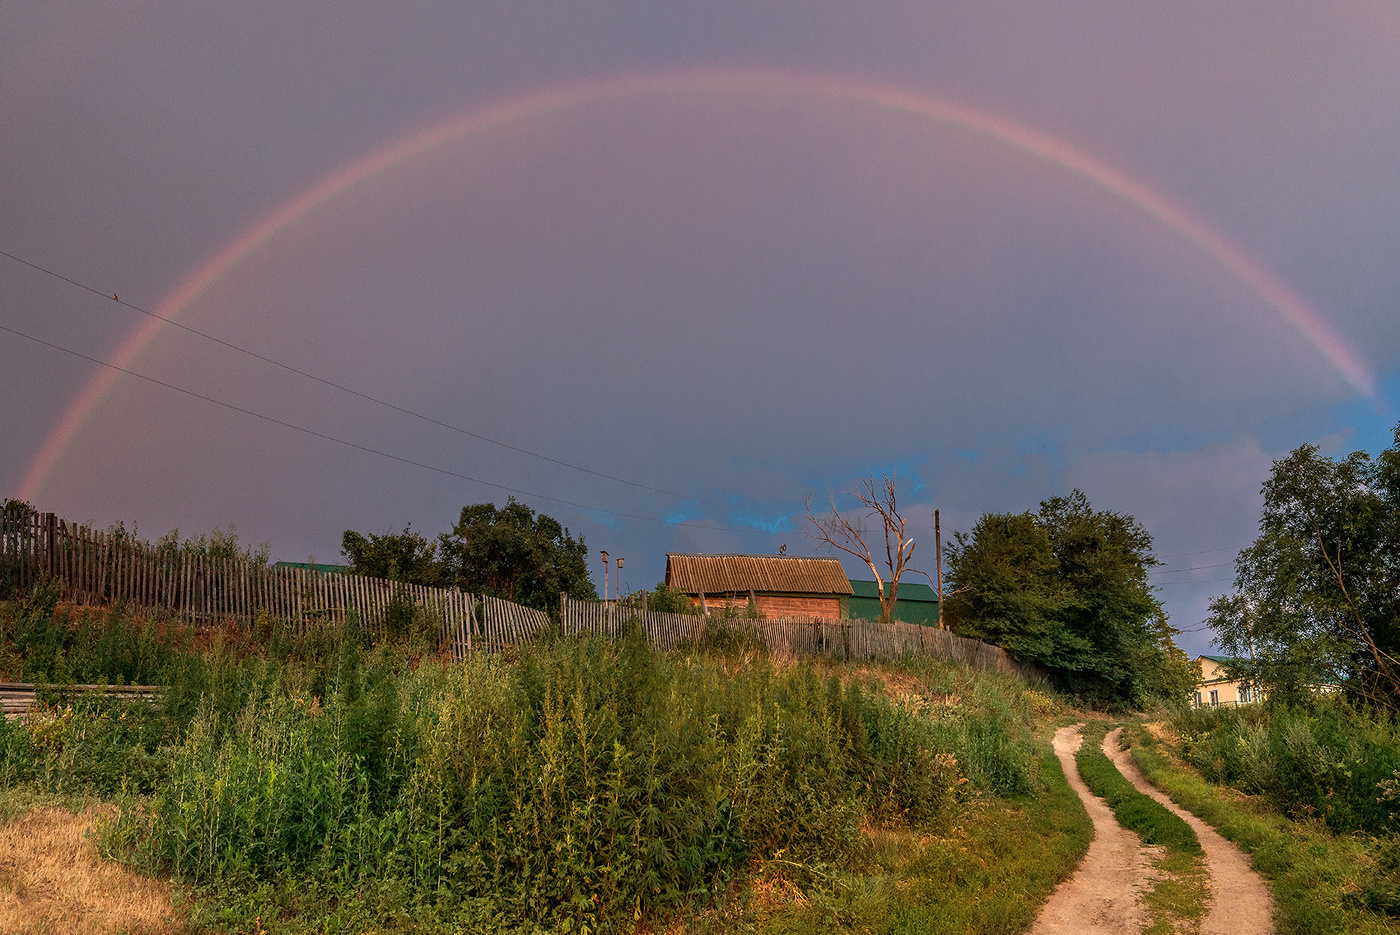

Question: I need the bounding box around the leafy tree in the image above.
[945,490,1190,706]
[622,583,699,615]
[340,525,443,585]
[438,498,596,612]
[942,511,1068,661]
[1208,425,1400,708]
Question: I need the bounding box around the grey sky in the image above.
[3,0,1398,656]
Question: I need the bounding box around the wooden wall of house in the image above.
[686,592,844,619]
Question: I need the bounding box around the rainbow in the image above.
[17,69,1376,501]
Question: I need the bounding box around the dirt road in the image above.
[1027,723,1275,935]
[1030,724,1160,935]
[1105,727,1274,935]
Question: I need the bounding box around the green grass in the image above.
[2,591,1097,934]
[1076,721,1200,856]
[682,742,1092,935]
[1128,723,1400,935]
[1076,721,1208,935]
[881,743,1093,935]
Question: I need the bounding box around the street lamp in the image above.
[600,551,609,604]
[616,557,624,602]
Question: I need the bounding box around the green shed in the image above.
[848,579,939,626]
[272,561,350,575]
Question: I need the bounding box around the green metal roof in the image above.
[849,579,938,602]
[273,562,349,575]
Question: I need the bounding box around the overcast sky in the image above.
[4,1,1398,656]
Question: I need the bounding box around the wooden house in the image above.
[664,553,853,618]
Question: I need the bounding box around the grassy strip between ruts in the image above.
[1077,721,1207,935]
[1076,721,1200,856]
[1126,724,1400,935]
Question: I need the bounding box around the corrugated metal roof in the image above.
[665,553,853,595]
[849,579,938,602]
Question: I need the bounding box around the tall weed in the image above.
[1175,700,1400,835]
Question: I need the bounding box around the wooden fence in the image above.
[3,505,1028,676]
[0,507,500,659]
[559,596,1029,676]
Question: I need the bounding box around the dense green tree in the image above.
[942,512,1068,661]
[1208,424,1400,708]
[438,498,596,612]
[340,525,444,585]
[945,490,1191,706]
[622,582,699,614]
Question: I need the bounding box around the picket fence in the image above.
[558,595,1028,676]
[0,507,552,660]
[2,505,1026,675]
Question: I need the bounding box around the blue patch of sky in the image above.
[1013,433,1063,460]
[728,511,794,534]
[663,505,703,525]
[1242,369,1400,457]
[953,448,981,463]
[1096,426,1235,456]
[788,453,935,502]
[1328,367,1400,455]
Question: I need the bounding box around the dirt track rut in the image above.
[1029,724,1159,935]
[1104,727,1274,935]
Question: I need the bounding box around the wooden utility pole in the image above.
[934,509,944,629]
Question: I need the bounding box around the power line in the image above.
[1156,544,1249,560]
[1151,560,1234,576]
[0,321,787,535]
[0,248,781,519]
[1153,576,1233,587]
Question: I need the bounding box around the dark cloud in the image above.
[3,1,1398,652]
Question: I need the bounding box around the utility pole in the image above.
[934,509,944,630]
[600,550,609,604]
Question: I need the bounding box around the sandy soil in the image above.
[1029,724,1161,935]
[1105,727,1275,935]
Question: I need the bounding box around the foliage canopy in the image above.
[341,498,597,613]
[1208,424,1400,708]
[944,489,1193,706]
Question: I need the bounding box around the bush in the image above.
[104,636,972,931]
[1174,699,1400,836]
[2,590,1057,933]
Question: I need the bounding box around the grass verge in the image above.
[877,743,1093,935]
[1128,723,1400,935]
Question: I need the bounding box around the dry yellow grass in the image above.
[0,805,183,935]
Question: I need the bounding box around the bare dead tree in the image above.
[805,473,921,624]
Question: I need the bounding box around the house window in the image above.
[1193,691,1202,708]
[1209,689,1219,706]
[1239,685,1252,703]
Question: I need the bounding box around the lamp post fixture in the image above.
[600,550,609,604]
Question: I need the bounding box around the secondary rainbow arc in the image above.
[17,69,1376,501]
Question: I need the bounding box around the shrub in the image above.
[1174,700,1400,836]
